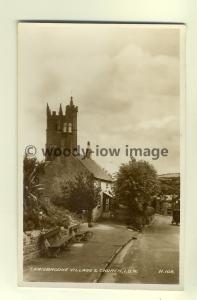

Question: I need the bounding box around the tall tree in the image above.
[114,158,160,225]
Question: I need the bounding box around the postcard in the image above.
[18,22,185,289]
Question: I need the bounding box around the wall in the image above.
[23,230,42,263]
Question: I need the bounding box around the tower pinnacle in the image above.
[70,96,74,106]
[59,103,63,115]
[47,103,51,116]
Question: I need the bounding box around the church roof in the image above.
[77,156,113,182]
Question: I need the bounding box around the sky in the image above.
[18,23,182,175]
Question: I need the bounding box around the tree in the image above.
[60,173,101,226]
[23,155,45,231]
[114,158,160,226]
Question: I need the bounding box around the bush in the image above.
[59,173,101,224]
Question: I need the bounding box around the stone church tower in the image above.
[46,97,78,159]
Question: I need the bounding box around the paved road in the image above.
[100,214,180,284]
[24,222,136,283]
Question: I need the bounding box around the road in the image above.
[24,215,179,284]
[100,214,180,284]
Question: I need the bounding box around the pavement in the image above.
[23,221,136,283]
[100,214,180,284]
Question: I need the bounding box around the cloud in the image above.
[18,23,181,174]
[138,116,178,130]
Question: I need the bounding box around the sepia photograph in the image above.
[18,22,185,288]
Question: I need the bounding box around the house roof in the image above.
[77,156,113,182]
[158,173,180,179]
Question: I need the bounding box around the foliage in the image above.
[23,156,74,231]
[114,158,160,224]
[23,156,45,207]
[59,173,101,221]
[23,155,45,231]
[36,199,72,229]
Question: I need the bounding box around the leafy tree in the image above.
[60,173,101,225]
[114,158,160,225]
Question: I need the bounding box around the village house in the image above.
[155,173,180,215]
[40,97,113,221]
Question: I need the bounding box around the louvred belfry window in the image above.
[63,123,67,132]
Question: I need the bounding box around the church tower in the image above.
[46,97,78,159]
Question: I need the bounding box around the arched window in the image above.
[68,123,72,133]
[63,123,67,132]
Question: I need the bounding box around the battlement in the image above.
[66,105,78,113]
[47,97,78,118]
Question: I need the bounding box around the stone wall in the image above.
[23,230,42,263]
[23,224,80,263]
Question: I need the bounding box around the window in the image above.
[68,123,72,133]
[63,123,67,132]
